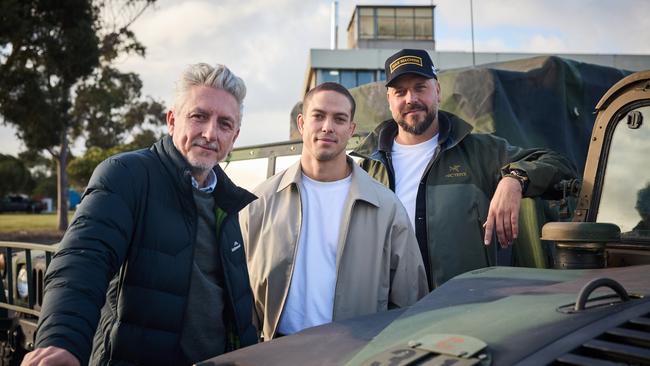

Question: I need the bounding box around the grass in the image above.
[0,213,76,244]
[0,212,74,232]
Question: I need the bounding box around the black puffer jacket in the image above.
[35,136,257,365]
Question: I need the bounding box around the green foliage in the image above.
[73,66,166,149]
[16,151,60,198]
[0,154,32,196]
[68,129,162,188]
[0,0,101,150]
[31,172,57,200]
[128,129,161,149]
[0,0,158,229]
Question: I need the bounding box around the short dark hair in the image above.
[302,82,356,120]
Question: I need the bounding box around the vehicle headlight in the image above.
[17,266,28,299]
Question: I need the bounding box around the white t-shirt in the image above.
[391,135,439,227]
[277,172,352,335]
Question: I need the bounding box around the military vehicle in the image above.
[0,243,52,365]
[0,57,648,365]
[201,64,650,365]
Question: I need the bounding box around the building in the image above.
[303,4,650,94]
[346,5,436,50]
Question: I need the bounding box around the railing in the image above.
[0,136,368,319]
[0,241,58,317]
[225,135,367,178]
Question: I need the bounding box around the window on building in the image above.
[340,70,356,89]
[359,7,375,38]
[357,6,433,41]
[415,8,433,40]
[376,8,395,39]
[319,69,339,84]
[395,8,414,39]
[315,69,380,88]
[357,71,374,86]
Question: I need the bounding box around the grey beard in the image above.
[397,111,436,135]
[189,161,216,177]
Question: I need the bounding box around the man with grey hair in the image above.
[22,63,257,366]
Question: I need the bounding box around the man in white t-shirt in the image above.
[241,82,428,341]
[353,49,577,289]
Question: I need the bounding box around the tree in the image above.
[68,128,162,188]
[74,68,166,150]
[31,171,57,202]
[0,0,159,230]
[0,154,32,197]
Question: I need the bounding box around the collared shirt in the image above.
[191,169,218,193]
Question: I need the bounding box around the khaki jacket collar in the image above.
[276,156,380,208]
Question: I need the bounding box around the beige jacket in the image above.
[240,159,428,341]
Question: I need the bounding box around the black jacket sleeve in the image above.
[34,156,138,364]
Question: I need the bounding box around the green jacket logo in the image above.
[446,164,468,178]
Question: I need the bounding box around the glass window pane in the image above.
[359,7,373,16]
[340,70,356,89]
[396,17,414,39]
[379,70,386,81]
[318,69,339,84]
[396,8,413,17]
[377,8,395,16]
[377,17,395,38]
[276,155,301,173]
[597,105,650,241]
[357,71,374,85]
[359,15,375,38]
[415,18,433,40]
[220,158,269,191]
[415,8,432,17]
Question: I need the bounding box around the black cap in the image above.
[385,49,437,87]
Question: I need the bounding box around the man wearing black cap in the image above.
[353,49,576,289]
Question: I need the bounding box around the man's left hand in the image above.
[483,177,523,247]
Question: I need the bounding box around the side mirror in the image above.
[541,222,620,269]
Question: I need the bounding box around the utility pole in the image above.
[330,1,339,50]
[470,0,476,66]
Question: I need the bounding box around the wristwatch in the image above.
[503,169,529,193]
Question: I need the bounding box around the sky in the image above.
[2,0,650,156]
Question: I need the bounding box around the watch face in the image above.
[510,169,527,178]
[505,170,528,191]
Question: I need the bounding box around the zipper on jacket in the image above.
[384,151,397,191]
[420,144,442,289]
[176,172,199,360]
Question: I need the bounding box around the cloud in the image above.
[436,0,650,54]
[0,125,24,155]
[115,0,337,148]
[520,35,569,53]
[2,0,649,158]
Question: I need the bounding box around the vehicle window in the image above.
[275,155,301,173]
[220,158,269,191]
[597,105,650,241]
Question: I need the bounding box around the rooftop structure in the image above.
[346,5,435,50]
[302,4,650,95]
